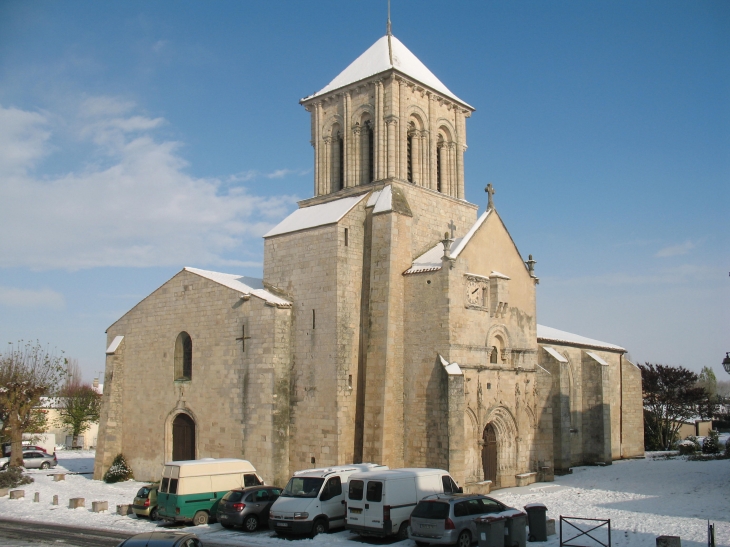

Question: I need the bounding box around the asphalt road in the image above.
[0,518,132,547]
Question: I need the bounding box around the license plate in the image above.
[350,508,362,514]
[277,522,289,527]
[220,515,228,520]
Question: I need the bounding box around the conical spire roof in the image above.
[303,34,472,109]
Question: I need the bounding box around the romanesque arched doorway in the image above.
[482,423,497,483]
[172,413,196,461]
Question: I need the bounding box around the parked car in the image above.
[133,485,159,520]
[0,450,57,470]
[157,458,263,525]
[346,468,463,540]
[2,443,48,456]
[115,531,202,547]
[269,463,388,537]
[216,486,282,531]
[408,493,514,547]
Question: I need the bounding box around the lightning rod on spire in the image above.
[387,0,392,36]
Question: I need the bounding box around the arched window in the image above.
[330,124,344,192]
[175,332,192,381]
[366,120,374,183]
[436,134,444,193]
[490,346,498,364]
[407,121,415,183]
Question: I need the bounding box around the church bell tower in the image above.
[300,30,475,200]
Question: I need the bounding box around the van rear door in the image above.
[362,480,384,529]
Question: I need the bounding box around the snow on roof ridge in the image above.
[264,194,367,238]
[537,324,625,352]
[184,267,291,307]
[450,208,492,258]
[304,35,472,108]
[373,185,393,214]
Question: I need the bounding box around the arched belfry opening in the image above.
[172,413,196,461]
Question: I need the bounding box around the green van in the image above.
[157,458,263,525]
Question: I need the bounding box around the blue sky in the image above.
[0,0,727,382]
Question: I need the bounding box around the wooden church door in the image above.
[482,423,497,482]
[172,413,196,461]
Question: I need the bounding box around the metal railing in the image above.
[560,516,611,547]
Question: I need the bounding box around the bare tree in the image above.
[0,341,66,467]
[64,358,83,390]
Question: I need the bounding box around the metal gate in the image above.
[482,424,497,482]
[560,516,611,547]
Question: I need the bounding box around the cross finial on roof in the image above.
[448,220,457,239]
[387,0,392,36]
[485,183,495,210]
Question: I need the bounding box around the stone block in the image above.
[0,487,8,497]
[33,492,40,502]
[516,472,537,487]
[9,490,24,499]
[546,518,556,536]
[53,473,66,482]
[656,536,681,547]
[68,497,85,509]
[92,500,108,513]
[53,495,58,505]
[463,480,492,495]
[117,503,134,515]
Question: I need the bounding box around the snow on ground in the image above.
[0,450,728,547]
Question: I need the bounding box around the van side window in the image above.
[441,476,453,493]
[169,479,178,494]
[349,480,364,500]
[161,478,169,493]
[366,481,383,502]
[245,474,262,487]
[320,476,342,501]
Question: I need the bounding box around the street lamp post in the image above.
[723,352,730,375]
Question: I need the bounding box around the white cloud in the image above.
[655,240,695,258]
[0,101,301,270]
[0,286,65,309]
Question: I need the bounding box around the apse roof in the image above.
[184,267,291,307]
[303,34,472,109]
[263,194,367,237]
[537,325,625,352]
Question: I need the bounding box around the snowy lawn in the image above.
[0,450,727,547]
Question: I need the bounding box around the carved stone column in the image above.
[419,130,429,187]
[344,92,352,188]
[411,126,420,185]
[429,94,438,191]
[352,124,361,187]
[385,116,398,179]
[323,135,333,195]
[314,102,322,195]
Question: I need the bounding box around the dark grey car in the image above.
[216,486,282,531]
[116,531,202,547]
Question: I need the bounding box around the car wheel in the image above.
[192,511,209,526]
[149,507,159,521]
[312,518,328,537]
[396,522,409,541]
[243,515,258,532]
[40,462,50,469]
[457,530,471,547]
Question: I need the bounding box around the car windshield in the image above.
[136,487,151,498]
[222,490,245,502]
[412,501,450,519]
[281,477,325,498]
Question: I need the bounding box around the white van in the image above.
[345,468,462,540]
[157,458,264,525]
[268,463,388,536]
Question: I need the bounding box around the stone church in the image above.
[94,30,644,490]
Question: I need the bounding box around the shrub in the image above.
[678,439,697,455]
[702,430,720,454]
[0,467,34,489]
[103,453,134,483]
[725,436,730,457]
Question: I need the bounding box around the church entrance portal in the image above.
[482,424,497,483]
[172,413,196,461]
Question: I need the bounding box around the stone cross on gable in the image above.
[448,220,457,239]
[485,183,495,210]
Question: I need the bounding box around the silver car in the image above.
[408,493,512,547]
[0,450,57,470]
